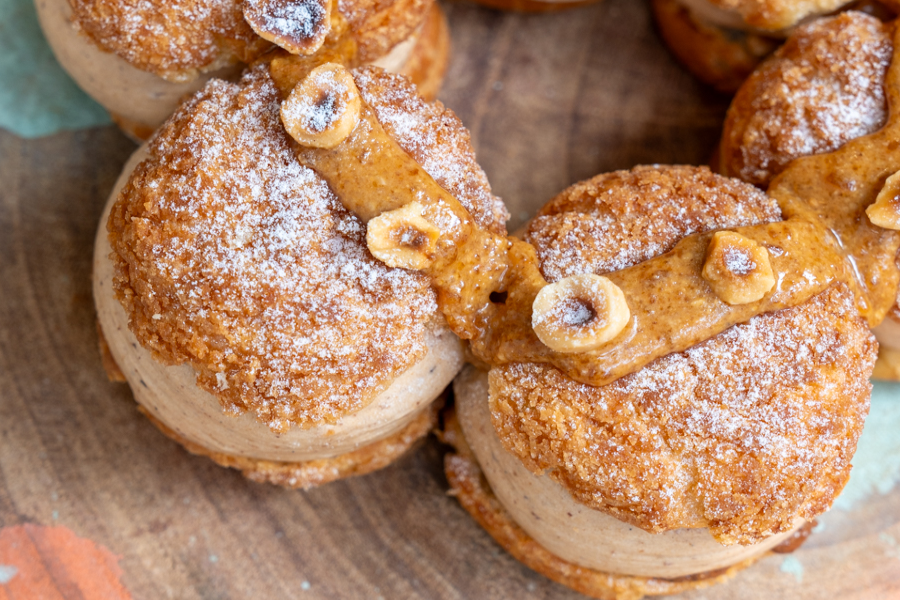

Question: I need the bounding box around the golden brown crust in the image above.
[499,166,878,545]
[653,0,779,93]
[440,406,763,600]
[353,67,510,235]
[68,0,433,81]
[720,12,892,186]
[68,0,269,82]
[525,166,781,284]
[142,399,439,488]
[108,65,502,433]
[489,284,875,545]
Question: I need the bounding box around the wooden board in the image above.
[0,0,898,597]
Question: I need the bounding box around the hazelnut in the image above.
[281,63,361,149]
[866,171,900,230]
[532,274,630,353]
[702,231,776,305]
[366,202,440,270]
[244,0,333,56]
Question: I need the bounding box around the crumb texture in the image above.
[108,64,498,432]
[497,165,875,544]
[355,67,509,234]
[68,0,431,80]
[525,165,780,283]
[68,0,267,81]
[722,12,891,187]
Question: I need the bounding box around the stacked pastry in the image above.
[93,60,507,488]
[271,13,898,600]
[84,3,900,599]
[37,0,449,138]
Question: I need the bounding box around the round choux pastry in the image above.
[718,11,900,377]
[652,0,897,92]
[445,165,876,598]
[273,46,898,594]
[36,0,449,139]
[93,62,508,488]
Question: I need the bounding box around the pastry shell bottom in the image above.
[439,403,812,600]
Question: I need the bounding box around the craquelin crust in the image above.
[525,165,781,284]
[720,12,892,186]
[109,65,503,433]
[440,405,769,600]
[142,398,440,489]
[68,0,269,81]
[68,0,433,81]
[497,166,877,545]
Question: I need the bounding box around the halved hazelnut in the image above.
[244,0,333,56]
[281,63,361,149]
[366,202,440,270]
[866,171,900,230]
[702,231,775,305]
[531,274,630,353]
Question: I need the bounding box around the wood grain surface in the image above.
[0,0,898,598]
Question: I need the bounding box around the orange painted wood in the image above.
[0,0,897,598]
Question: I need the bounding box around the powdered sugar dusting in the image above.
[491,285,875,545]
[244,0,329,53]
[281,68,348,133]
[69,0,264,80]
[109,65,437,432]
[526,166,781,283]
[724,12,891,187]
[353,67,510,235]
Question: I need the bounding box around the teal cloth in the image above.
[836,381,900,510]
[0,0,110,138]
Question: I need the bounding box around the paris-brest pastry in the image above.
[719,10,900,379]
[93,58,507,488]
[274,20,900,596]
[36,0,448,139]
[652,0,897,92]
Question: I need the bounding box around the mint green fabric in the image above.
[0,0,110,138]
[835,381,900,510]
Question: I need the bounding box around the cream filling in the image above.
[94,147,464,463]
[37,0,424,134]
[454,366,800,579]
[34,0,239,133]
[676,0,853,33]
[874,313,900,351]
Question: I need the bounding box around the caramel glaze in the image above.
[278,24,900,387]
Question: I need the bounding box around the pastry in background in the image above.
[653,0,896,92]
[718,11,900,377]
[36,0,449,139]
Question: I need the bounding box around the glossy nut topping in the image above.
[532,274,630,353]
[867,171,900,231]
[367,202,441,269]
[702,231,776,305]
[281,62,361,148]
